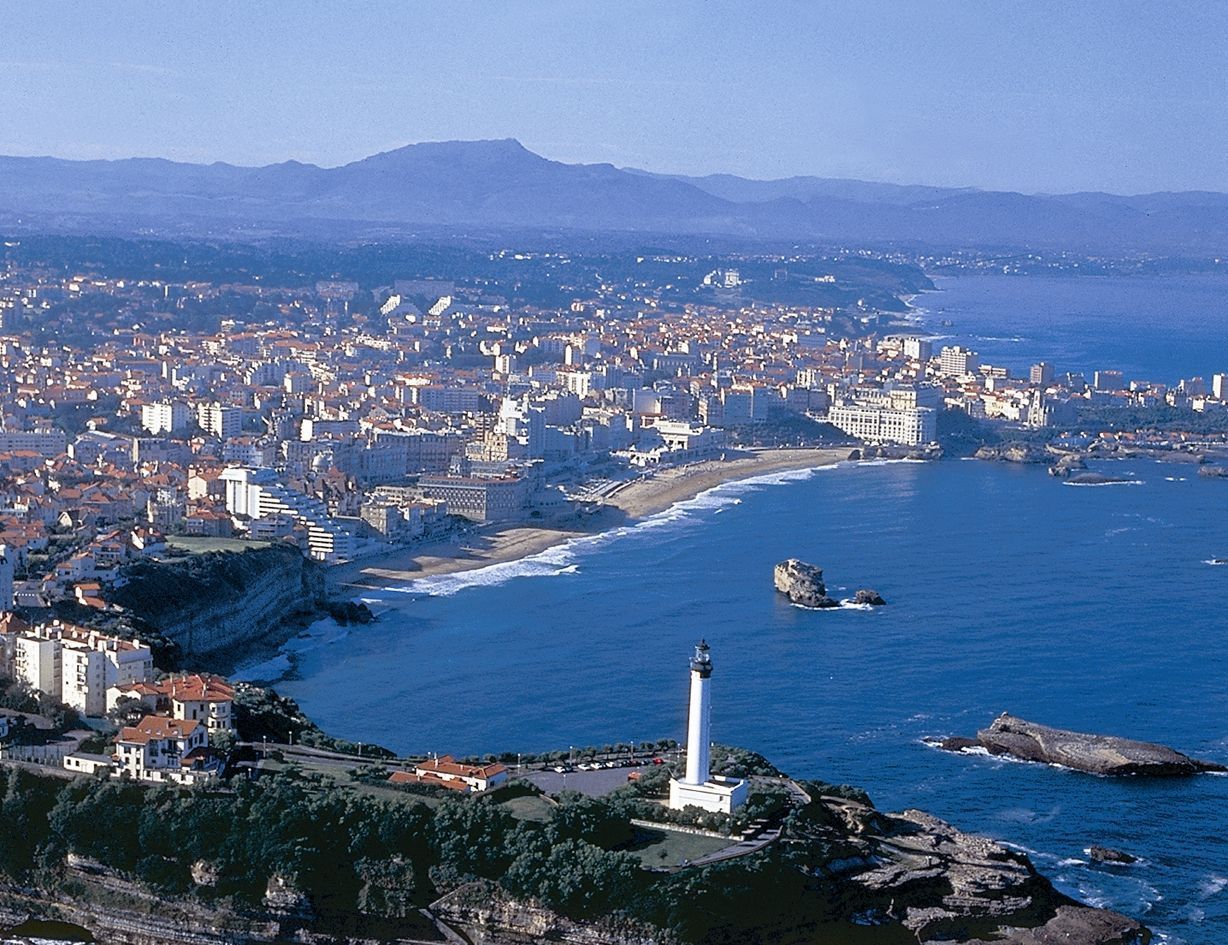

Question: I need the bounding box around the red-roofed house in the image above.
[115,716,219,784]
[411,755,509,793]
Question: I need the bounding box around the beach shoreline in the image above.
[328,447,853,592]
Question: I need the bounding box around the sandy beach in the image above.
[328,447,852,592]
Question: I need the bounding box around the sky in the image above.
[2,1,1226,194]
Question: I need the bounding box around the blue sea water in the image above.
[272,275,1228,943]
[919,271,1228,382]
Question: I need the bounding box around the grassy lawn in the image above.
[166,536,272,554]
[624,826,729,867]
[498,793,556,823]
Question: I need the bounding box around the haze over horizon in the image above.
[3,1,1226,195]
[11,136,1228,200]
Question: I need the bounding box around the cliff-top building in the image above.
[668,641,748,814]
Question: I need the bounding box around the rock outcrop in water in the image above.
[1048,453,1087,477]
[938,712,1226,776]
[773,559,838,608]
[774,560,888,609]
[1089,846,1139,865]
[1063,471,1136,486]
[974,444,1050,464]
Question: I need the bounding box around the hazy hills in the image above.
[1,138,1227,252]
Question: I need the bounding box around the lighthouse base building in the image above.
[669,775,748,814]
[668,641,748,815]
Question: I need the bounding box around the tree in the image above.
[504,839,640,920]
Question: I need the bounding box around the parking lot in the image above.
[521,763,655,797]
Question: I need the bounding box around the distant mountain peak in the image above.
[0,140,1225,252]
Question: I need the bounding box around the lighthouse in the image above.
[684,640,713,785]
[668,640,749,814]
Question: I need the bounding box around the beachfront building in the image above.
[827,402,936,446]
[623,420,727,467]
[418,474,529,523]
[669,641,748,814]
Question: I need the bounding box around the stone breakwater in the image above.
[937,712,1227,776]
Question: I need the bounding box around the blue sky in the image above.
[2,1,1225,193]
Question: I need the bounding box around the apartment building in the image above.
[938,346,979,378]
[221,466,357,561]
[15,623,153,717]
[141,401,191,435]
[198,402,245,439]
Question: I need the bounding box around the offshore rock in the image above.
[1089,846,1139,865]
[773,559,838,608]
[853,588,887,606]
[939,712,1226,776]
[1064,471,1135,485]
[974,444,1050,464]
[1048,454,1087,477]
[1198,464,1228,478]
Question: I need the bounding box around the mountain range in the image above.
[2,138,1227,253]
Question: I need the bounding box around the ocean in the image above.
[271,273,1228,943]
[918,271,1228,383]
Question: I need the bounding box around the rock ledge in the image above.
[937,712,1226,777]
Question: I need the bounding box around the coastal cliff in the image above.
[430,790,1147,945]
[0,760,1148,945]
[108,546,328,663]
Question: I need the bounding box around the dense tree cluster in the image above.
[0,736,884,942]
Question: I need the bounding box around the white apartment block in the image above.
[828,403,937,446]
[62,645,108,716]
[938,346,979,378]
[141,401,190,435]
[221,467,356,561]
[14,636,60,695]
[15,624,153,717]
[902,337,934,362]
[197,402,245,439]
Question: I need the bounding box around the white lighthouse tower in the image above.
[668,640,749,814]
